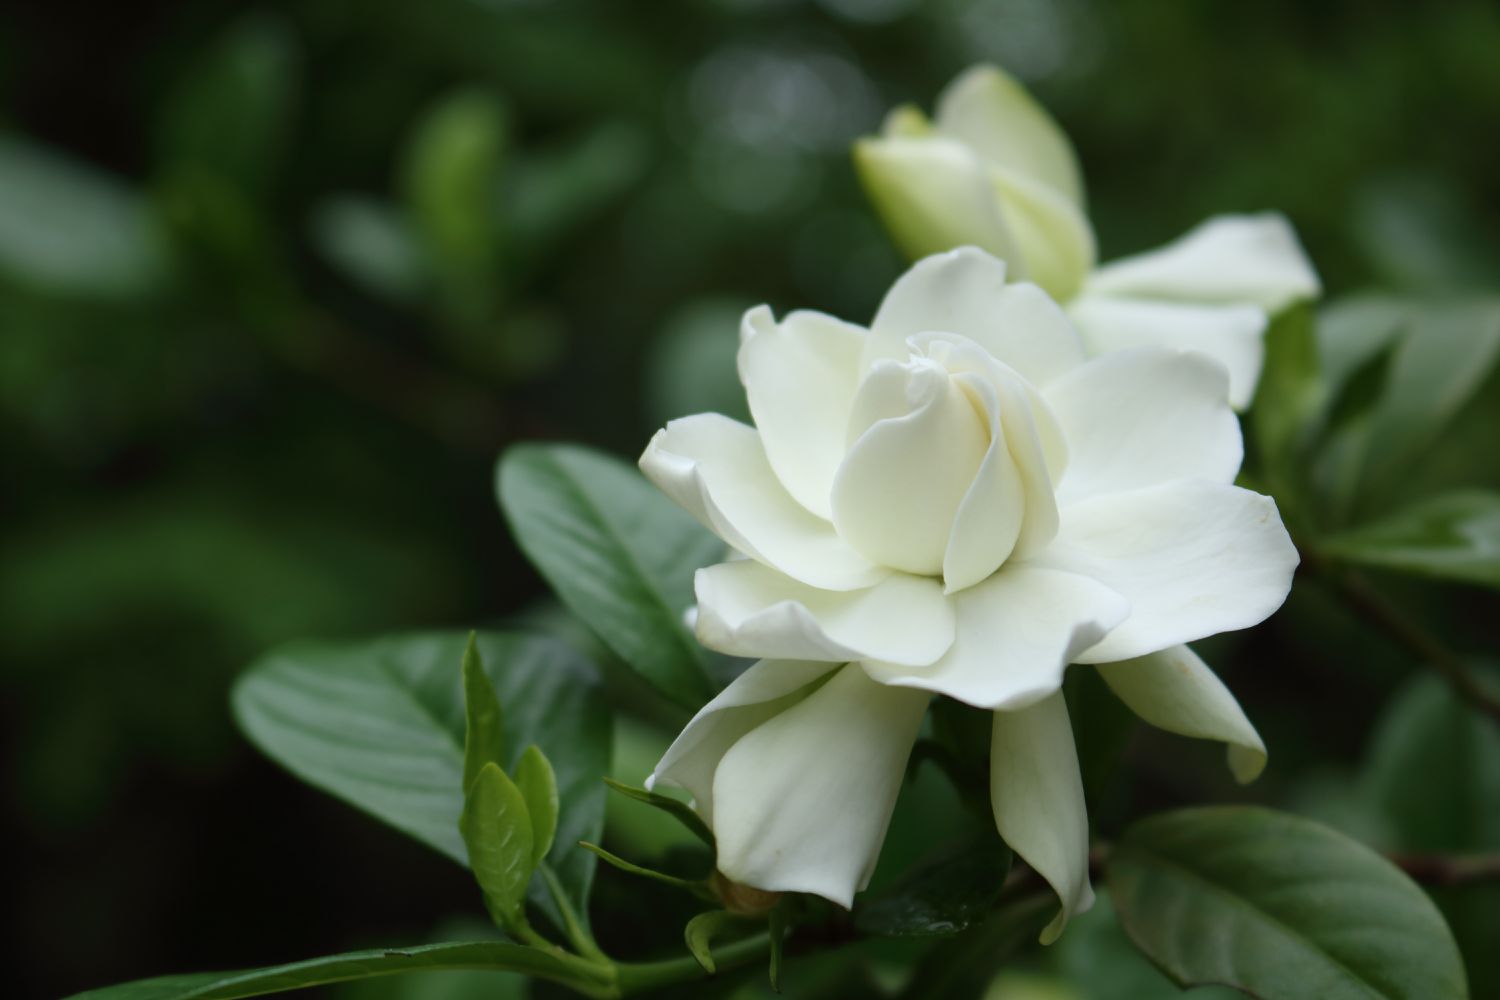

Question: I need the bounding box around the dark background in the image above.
[3,1,1499,997]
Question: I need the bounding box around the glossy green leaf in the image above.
[232,630,609,926]
[0,137,171,299]
[854,841,1012,937]
[684,910,736,974]
[1108,806,1468,1000]
[64,941,614,1000]
[497,444,721,707]
[461,635,505,792]
[460,762,534,928]
[513,745,560,866]
[602,777,714,847]
[1322,491,1500,590]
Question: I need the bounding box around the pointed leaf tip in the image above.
[461,633,506,794]
[514,744,560,866]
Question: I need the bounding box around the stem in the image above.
[614,931,772,995]
[1318,560,1500,724]
[539,863,609,962]
[1392,852,1500,888]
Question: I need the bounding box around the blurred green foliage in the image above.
[4,0,1500,997]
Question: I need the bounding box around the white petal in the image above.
[1085,213,1321,313]
[739,305,865,519]
[1042,480,1300,664]
[864,248,1086,385]
[862,564,1127,709]
[921,335,1066,566]
[1095,645,1266,783]
[712,665,930,907]
[990,692,1093,943]
[1067,294,1267,410]
[853,136,1020,264]
[650,658,839,819]
[989,168,1096,302]
[640,414,888,591]
[934,64,1084,205]
[1044,348,1243,506]
[694,560,955,667]
[942,370,1025,591]
[831,358,988,576]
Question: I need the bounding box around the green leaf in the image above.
[0,137,171,299]
[403,89,506,279]
[310,196,427,304]
[514,745,560,866]
[63,941,615,1000]
[1322,491,1500,590]
[603,777,714,847]
[898,894,1054,1000]
[232,630,610,927]
[461,634,506,792]
[1108,805,1468,1000]
[1252,303,1323,498]
[854,841,1012,937]
[684,910,736,974]
[460,762,535,928]
[155,12,298,199]
[497,444,721,707]
[768,904,790,993]
[579,842,710,897]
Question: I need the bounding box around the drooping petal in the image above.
[1067,294,1267,409]
[1084,213,1321,313]
[862,564,1127,709]
[1095,645,1266,783]
[864,248,1086,384]
[649,658,839,819]
[988,168,1096,303]
[738,305,865,519]
[711,665,931,907]
[640,414,888,592]
[934,63,1085,205]
[831,358,989,576]
[853,136,1020,264]
[1042,480,1300,664]
[990,692,1093,943]
[1044,347,1243,505]
[694,560,955,667]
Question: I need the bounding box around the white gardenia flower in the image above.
[640,248,1297,941]
[854,64,1322,408]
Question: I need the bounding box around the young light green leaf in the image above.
[1322,491,1500,590]
[403,89,506,275]
[1108,806,1468,1000]
[462,634,506,793]
[602,777,714,847]
[684,910,737,974]
[1251,303,1322,498]
[497,444,721,707]
[63,941,616,1000]
[854,841,1012,938]
[460,762,535,929]
[514,745,560,866]
[232,631,610,931]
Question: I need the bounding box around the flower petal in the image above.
[1042,480,1300,664]
[1095,645,1266,783]
[832,357,989,576]
[649,658,839,819]
[640,414,887,591]
[739,305,865,519]
[989,168,1096,302]
[1044,347,1243,505]
[864,248,1086,385]
[853,135,1020,264]
[990,692,1093,943]
[933,63,1084,205]
[1084,213,1321,313]
[694,560,955,667]
[711,665,930,907]
[1067,294,1267,409]
[862,564,1127,709]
